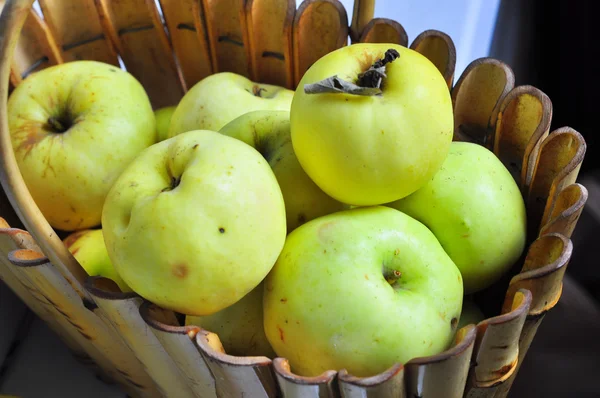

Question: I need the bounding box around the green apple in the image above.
[102,130,287,316]
[186,282,276,358]
[388,142,527,294]
[63,229,131,292]
[169,72,294,137]
[154,105,177,142]
[7,60,156,231]
[218,110,346,232]
[457,299,485,329]
[263,206,463,377]
[290,43,454,206]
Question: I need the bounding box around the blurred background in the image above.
[1,0,598,397]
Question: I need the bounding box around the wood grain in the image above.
[292,0,349,86]
[410,29,456,88]
[245,0,295,88]
[273,357,339,398]
[492,85,553,190]
[37,0,118,65]
[451,58,515,146]
[94,0,184,108]
[158,0,213,91]
[359,18,408,47]
[350,0,374,42]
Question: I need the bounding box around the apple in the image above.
[63,229,131,292]
[290,43,454,206]
[457,299,485,329]
[101,129,287,316]
[7,60,156,231]
[218,110,347,232]
[263,206,463,377]
[387,142,527,293]
[154,105,177,142]
[186,281,276,358]
[168,72,294,137]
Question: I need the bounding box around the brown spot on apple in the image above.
[278,326,285,342]
[12,120,47,158]
[451,317,458,329]
[280,298,287,303]
[193,144,199,149]
[364,274,369,280]
[172,263,189,279]
[462,234,470,238]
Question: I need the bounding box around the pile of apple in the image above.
[7,43,527,377]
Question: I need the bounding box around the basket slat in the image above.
[0,1,62,86]
[94,0,184,109]
[292,0,348,86]
[404,325,477,398]
[195,330,278,397]
[338,363,405,398]
[273,358,339,397]
[244,0,295,88]
[157,0,213,91]
[201,0,251,76]
[451,58,515,146]
[410,30,456,89]
[492,85,553,190]
[527,127,586,236]
[350,0,374,42]
[140,301,219,398]
[6,248,159,397]
[37,0,118,65]
[358,18,408,47]
[464,290,532,397]
[85,276,197,398]
[539,183,588,238]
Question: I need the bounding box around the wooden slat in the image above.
[37,0,118,65]
[359,18,408,47]
[158,0,213,91]
[338,363,405,398]
[404,325,477,398]
[7,248,159,397]
[273,358,339,398]
[350,0,374,42]
[451,58,515,146]
[492,85,553,190]
[195,331,278,397]
[526,127,586,236]
[85,276,196,398]
[95,0,184,108]
[464,290,532,397]
[410,29,456,89]
[140,301,218,398]
[292,0,349,86]
[244,0,295,88]
[201,0,251,76]
[540,183,588,238]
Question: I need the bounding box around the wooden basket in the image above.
[0,0,588,397]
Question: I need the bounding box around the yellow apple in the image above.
[168,72,294,137]
[7,61,156,231]
[154,105,177,142]
[101,130,287,316]
[218,110,346,232]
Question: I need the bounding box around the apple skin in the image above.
[63,229,131,292]
[169,72,294,137]
[101,130,287,316]
[457,299,485,329]
[7,60,156,231]
[290,43,453,206]
[154,105,177,142]
[387,142,527,294]
[218,110,347,232]
[263,206,463,377]
[186,281,276,358]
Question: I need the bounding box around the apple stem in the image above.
[384,269,402,285]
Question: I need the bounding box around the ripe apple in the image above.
[263,206,463,377]
[218,110,346,232]
[154,105,177,142]
[102,130,287,316]
[7,60,156,231]
[387,142,527,293]
[63,229,131,292]
[169,72,294,136]
[186,281,276,358]
[290,43,453,206]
